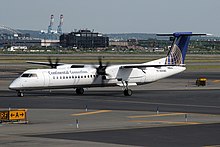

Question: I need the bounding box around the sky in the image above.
[1,0,220,36]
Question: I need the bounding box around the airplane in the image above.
[9,32,206,97]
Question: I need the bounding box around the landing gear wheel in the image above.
[124,89,132,96]
[17,91,24,97]
[76,88,84,95]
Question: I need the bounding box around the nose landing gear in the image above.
[17,91,24,97]
[76,88,84,95]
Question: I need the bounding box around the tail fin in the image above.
[157,32,206,65]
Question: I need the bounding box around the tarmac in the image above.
[0,65,220,147]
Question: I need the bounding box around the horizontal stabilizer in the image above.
[157,32,207,37]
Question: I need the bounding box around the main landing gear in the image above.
[122,81,132,96]
[124,89,132,96]
[17,91,24,97]
[76,88,84,95]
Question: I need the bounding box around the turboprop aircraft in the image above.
[9,32,206,97]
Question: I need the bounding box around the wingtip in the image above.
[206,33,213,36]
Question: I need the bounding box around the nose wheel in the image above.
[17,91,24,97]
[76,88,84,95]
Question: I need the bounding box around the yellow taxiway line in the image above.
[212,80,220,83]
[71,110,112,116]
[129,120,201,125]
[128,113,186,118]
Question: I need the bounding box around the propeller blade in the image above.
[55,58,60,67]
[47,57,60,68]
[93,75,106,86]
[105,62,110,68]
[48,57,51,63]
[98,57,102,67]
[92,57,111,86]
[48,57,53,68]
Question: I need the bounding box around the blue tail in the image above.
[157,32,206,65]
[166,32,192,65]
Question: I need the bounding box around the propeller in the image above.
[96,57,109,75]
[48,57,60,69]
[94,57,110,85]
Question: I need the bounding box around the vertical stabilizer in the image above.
[157,32,206,65]
[166,32,191,65]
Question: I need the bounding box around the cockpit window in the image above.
[30,74,37,77]
[21,74,30,77]
[21,73,37,78]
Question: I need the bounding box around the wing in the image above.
[120,64,184,69]
[26,61,85,68]
[26,61,64,66]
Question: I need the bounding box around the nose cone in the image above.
[9,78,21,90]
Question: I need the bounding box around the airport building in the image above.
[60,29,109,48]
[0,35,60,48]
[0,24,61,49]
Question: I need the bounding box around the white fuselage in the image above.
[9,58,186,91]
